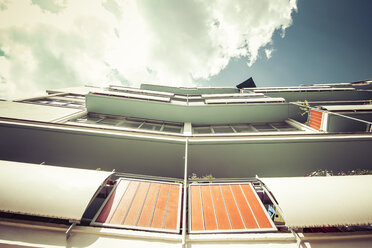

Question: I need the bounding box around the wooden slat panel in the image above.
[310,123,321,127]
[311,116,322,122]
[109,181,139,224]
[310,122,321,130]
[190,183,274,233]
[310,119,322,124]
[310,123,321,130]
[164,184,180,230]
[311,110,322,114]
[151,183,170,228]
[190,185,204,231]
[123,182,150,226]
[311,117,322,121]
[94,179,182,233]
[96,180,129,223]
[137,183,160,227]
[311,116,322,120]
[210,185,231,230]
[241,184,273,229]
[310,110,323,130]
[201,185,218,230]
[230,184,258,229]
[310,121,321,126]
[220,185,245,229]
[312,111,322,115]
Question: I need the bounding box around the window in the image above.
[192,122,299,134]
[270,122,298,131]
[231,124,255,133]
[193,125,214,134]
[71,113,184,134]
[212,126,235,133]
[63,94,85,100]
[20,95,85,109]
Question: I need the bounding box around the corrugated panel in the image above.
[92,178,182,233]
[260,176,372,228]
[309,110,323,130]
[189,183,276,233]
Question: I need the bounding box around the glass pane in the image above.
[212,126,234,133]
[66,103,84,108]
[163,125,182,133]
[75,115,101,124]
[141,123,162,131]
[49,100,67,106]
[65,94,85,100]
[253,123,276,131]
[98,118,121,125]
[193,127,212,134]
[232,124,255,133]
[74,116,88,123]
[117,119,141,129]
[38,100,50,104]
[271,122,297,131]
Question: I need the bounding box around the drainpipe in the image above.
[182,138,189,247]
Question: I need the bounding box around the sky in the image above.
[0,0,371,99]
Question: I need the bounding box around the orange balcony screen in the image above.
[189,183,276,233]
[309,110,323,130]
[93,178,182,233]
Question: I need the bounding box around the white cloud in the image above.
[0,0,297,99]
[265,49,274,59]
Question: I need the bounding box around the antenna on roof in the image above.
[236,77,256,89]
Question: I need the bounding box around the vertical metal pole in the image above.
[65,222,76,240]
[182,138,189,247]
[290,228,303,248]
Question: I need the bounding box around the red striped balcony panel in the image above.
[189,183,276,233]
[92,178,182,233]
[309,110,323,130]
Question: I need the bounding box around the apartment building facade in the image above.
[0,79,372,247]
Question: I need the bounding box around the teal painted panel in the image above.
[327,114,369,133]
[344,112,372,122]
[188,137,372,178]
[86,94,290,124]
[1,121,371,178]
[0,123,185,178]
[288,103,308,123]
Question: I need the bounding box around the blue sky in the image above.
[0,0,371,99]
[206,0,372,87]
